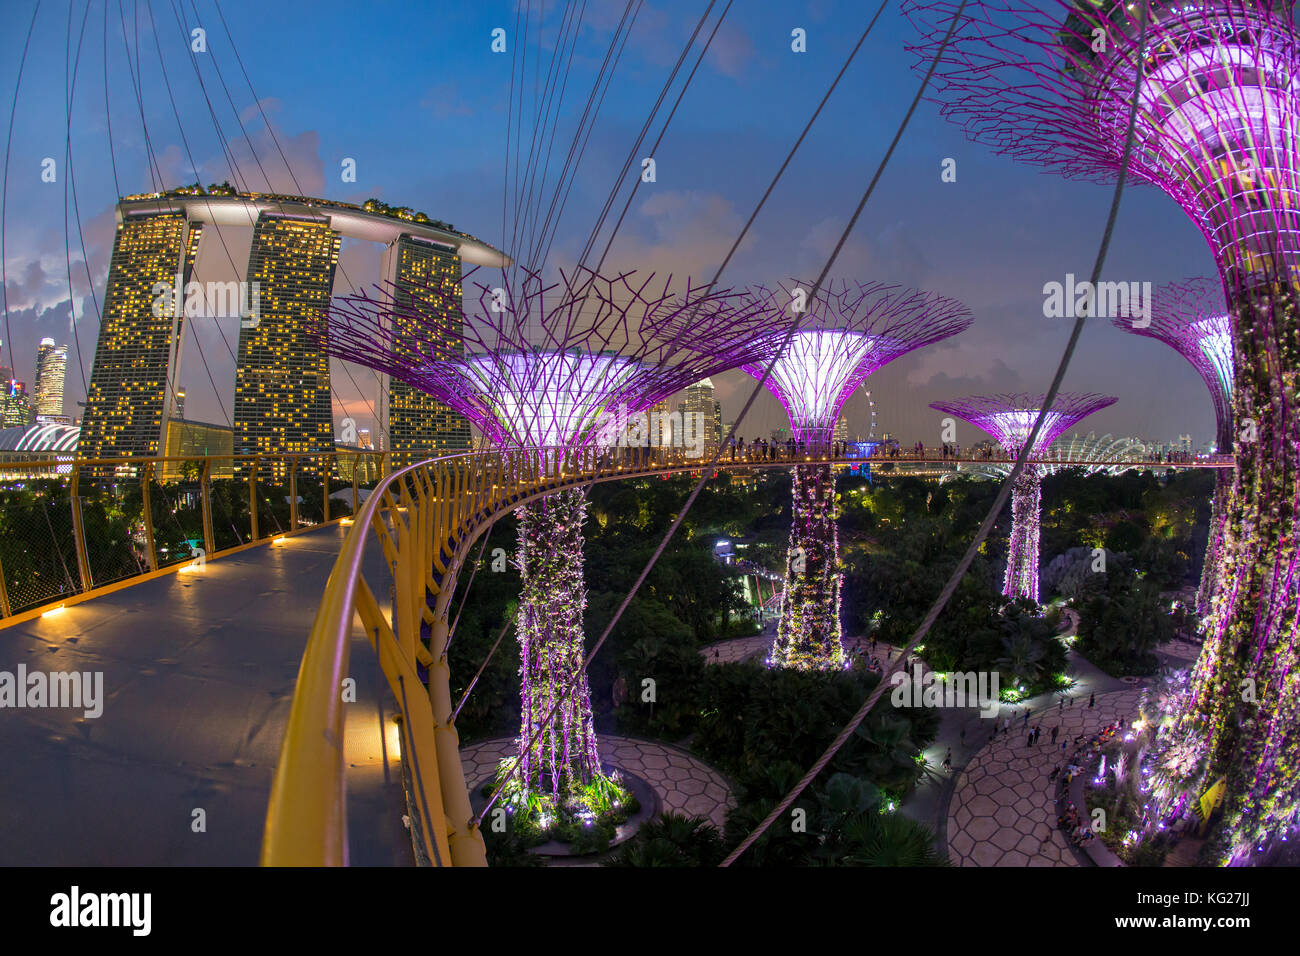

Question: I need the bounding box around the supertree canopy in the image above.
[742,280,972,671]
[1114,278,1234,614]
[324,267,781,812]
[930,393,1117,604]
[906,0,1300,864]
[903,0,1300,287]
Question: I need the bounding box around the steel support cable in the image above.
[163,0,249,192]
[62,0,95,400]
[0,0,44,392]
[572,0,720,275]
[585,0,731,277]
[499,0,527,292]
[451,615,514,723]
[177,0,394,447]
[471,1,889,829]
[446,3,712,662]
[500,0,638,345]
[527,1,642,284]
[141,0,249,422]
[720,2,1151,867]
[515,1,587,269]
[121,0,167,194]
[506,0,585,277]
[510,0,575,259]
[507,0,534,274]
[201,0,395,448]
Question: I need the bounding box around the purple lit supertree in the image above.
[905,0,1300,862]
[324,267,781,806]
[929,393,1117,604]
[1114,279,1234,615]
[742,281,972,671]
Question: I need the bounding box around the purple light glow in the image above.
[742,280,971,670]
[324,266,784,450]
[319,266,788,797]
[902,0,1300,286]
[904,0,1300,858]
[741,280,972,446]
[1114,277,1235,615]
[930,393,1117,603]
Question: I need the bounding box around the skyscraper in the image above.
[2,381,34,427]
[234,213,340,476]
[678,378,720,448]
[382,234,471,462]
[34,338,68,421]
[174,385,186,421]
[77,211,202,468]
[834,415,849,444]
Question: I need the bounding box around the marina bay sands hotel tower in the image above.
[76,187,507,474]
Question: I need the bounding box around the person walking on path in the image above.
[943,749,953,771]
[1051,726,1059,745]
[1023,709,1030,728]
[1089,692,1095,708]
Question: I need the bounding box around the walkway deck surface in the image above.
[0,525,411,866]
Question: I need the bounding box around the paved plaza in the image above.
[460,735,735,829]
[945,688,1145,866]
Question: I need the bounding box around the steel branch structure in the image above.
[744,280,972,672]
[907,0,1300,863]
[903,0,1300,288]
[931,393,1117,604]
[323,266,781,807]
[1115,278,1235,614]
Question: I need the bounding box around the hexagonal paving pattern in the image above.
[945,688,1143,867]
[460,735,735,829]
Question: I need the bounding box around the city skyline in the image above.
[0,1,1223,452]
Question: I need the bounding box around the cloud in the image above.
[420,82,474,120]
[705,21,756,79]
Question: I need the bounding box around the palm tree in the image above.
[841,812,948,866]
[603,813,725,867]
[997,633,1046,687]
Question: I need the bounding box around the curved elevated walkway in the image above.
[0,526,408,866]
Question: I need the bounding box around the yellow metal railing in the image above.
[259,443,770,866]
[0,449,403,622]
[260,441,1238,866]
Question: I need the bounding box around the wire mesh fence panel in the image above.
[296,468,327,528]
[259,475,290,540]
[150,474,206,569]
[0,479,83,612]
[209,477,248,552]
[80,476,150,589]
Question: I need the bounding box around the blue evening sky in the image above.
[0,0,1220,447]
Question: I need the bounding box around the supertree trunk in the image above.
[1002,466,1042,604]
[1181,279,1300,863]
[1195,469,1232,618]
[514,486,600,796]
[768,463,845,670]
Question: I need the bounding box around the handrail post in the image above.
[141,462,159,572]
[289,457,299,532]
[69,468,92,591]
[353,454,360,514]
[322,454,330,525]
[427,536,488,867]
[0,548,11,618]
[249,456,260,541]
[201,457,215,557]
